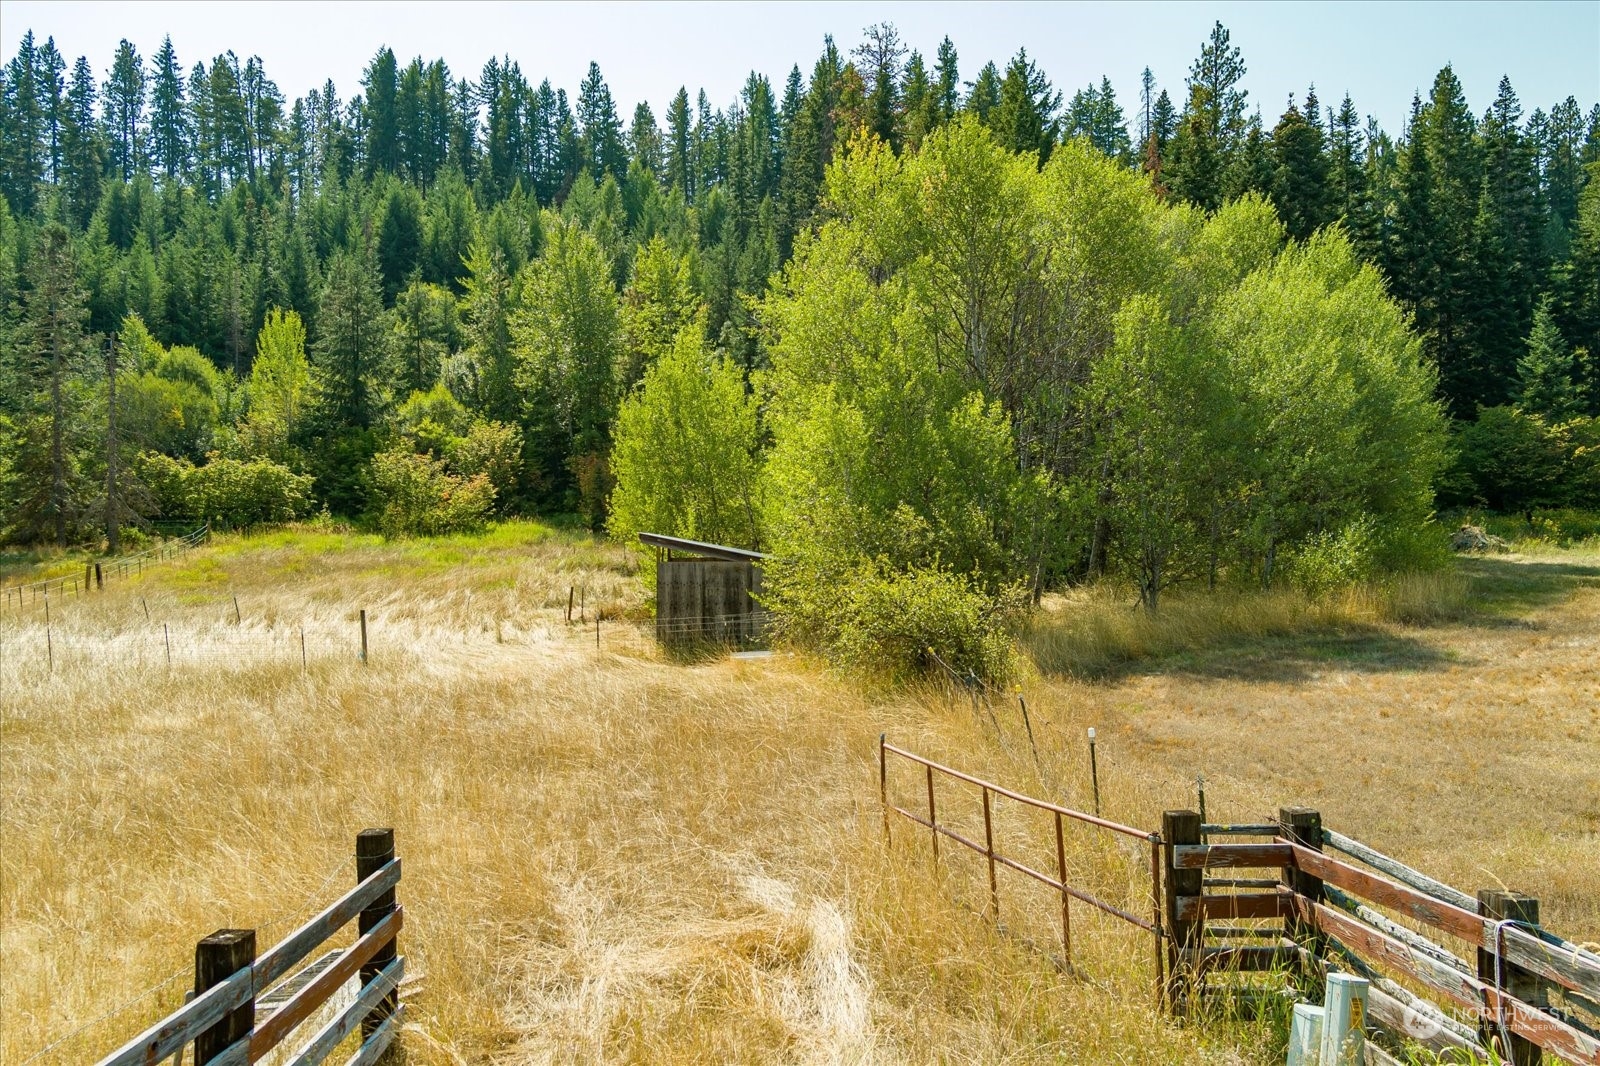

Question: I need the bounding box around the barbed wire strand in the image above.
[14,849,354,1065]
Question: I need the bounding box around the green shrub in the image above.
[1283,515,1379,597]
[447,419,524,506]
[766,552,1025,685]
[395,384,473,455]
[1370,517,1454,574]
[136,451,314,528]
[366,447,496,537]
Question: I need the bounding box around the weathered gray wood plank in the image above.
[342,1003,404,1066]
[252,908,403,1059]
[1173,844,1291,869]
[285,957,404,1066]
[95,968,253,1066]
[255,860,400,991]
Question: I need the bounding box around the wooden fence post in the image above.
[1279,807,1324,978]
[357,829,398,1041]
[1477,889,1543,1066]
[1163,809,1203,1011]
[359,609,368,664]
[94,562,103,590]
[194,928,255,1064]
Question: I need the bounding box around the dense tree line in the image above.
[1,22,1597,552]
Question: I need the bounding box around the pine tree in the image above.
[104,39,146,176]
[314,249,388,428]
[933,37,960,122]
[665,87,692,198]
[1469,75,1545,395]
[1167,88,1223,210]
[375,182,424,301]
[964,61,1001,124]
[206,52,250,186]
[852,22,906,148]
[37,37,65,184]
[1553,167,1600,405]
[1408,66,1483,413]
[629,101,662,176]
[1518,297,1582,419]
[13,225,95,544]
[779,64,804,146]
[2,31,45,212]
[1223,114,1273,201]
[1188,21,1249,152]
[1326,95,1361,215]
[900,51,937,150]
[577,61,626,183]
[1065,77,1131,162]
[459,236,517,422]
[363,46,399,177]
[61,56,104,227]
[1269,95,1333,240]
[989,49,1060,163]
[147,36,188,180]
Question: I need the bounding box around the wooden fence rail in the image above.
[1164,813,1600,1066]
[877,742,1599,1065]
[92,829,404,1066]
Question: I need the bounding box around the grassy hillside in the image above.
[2,522,1595,1063]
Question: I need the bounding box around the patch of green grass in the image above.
[1454,553,1600,616]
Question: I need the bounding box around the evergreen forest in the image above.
[3,21,1599,674]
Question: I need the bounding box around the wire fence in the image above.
[13,853,353,1066]
[2,526,209,612]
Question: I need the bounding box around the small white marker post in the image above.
[1087,727,1100,817]
[1286,1001,1325,1066]
[1319,972,1369,1065]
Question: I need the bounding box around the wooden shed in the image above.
[640,533,768,645]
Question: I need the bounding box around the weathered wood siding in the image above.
[656,560,765,644]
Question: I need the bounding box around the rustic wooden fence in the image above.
[1170,815,1600,1065]
[91,829,405,1066]
[878,738,1600,1065]
[2,525,209,611]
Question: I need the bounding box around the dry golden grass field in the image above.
[1,523,1596,1065]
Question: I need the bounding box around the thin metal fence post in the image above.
[878,733,889,839]
[925,763,939,867]
[982,785,998,921]
[1055,810,1071,967]
[1088,728,1101,817]
[1150,834,1166,1010]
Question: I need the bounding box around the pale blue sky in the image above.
[2,1,1596,137]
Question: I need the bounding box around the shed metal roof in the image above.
[638,532,768,562]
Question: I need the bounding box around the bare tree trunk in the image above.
[50,317,67,548]
[105,332,120,553]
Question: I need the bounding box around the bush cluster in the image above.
[139,452,314,528]
[366,447,496,537]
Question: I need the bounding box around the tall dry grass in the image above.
[1,523,1279,1065]
[1021,571,1474,678]
[1017,551,1600,944]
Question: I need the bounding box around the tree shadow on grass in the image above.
[1062,624,1465,681]
[1453,555,1600,622]
[1138,627,1460,684]
[1033,554,1600,686]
